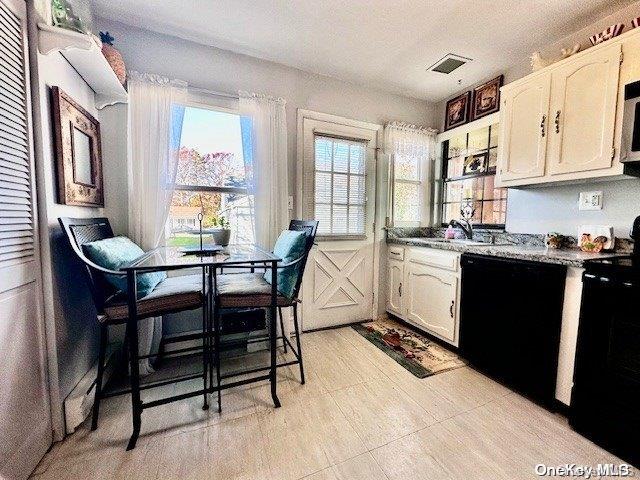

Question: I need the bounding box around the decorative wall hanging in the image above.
[589,24,624,46]
[471,75,503,120]
[444,91,471,131]
[51,86,104,207]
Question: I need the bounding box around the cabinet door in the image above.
[405,263,457,342]
[548,43,621,175]
[497,72,551,182]
[387,259,404,316]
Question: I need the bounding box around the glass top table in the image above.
[117,244,282,450]
[120,245,281,272]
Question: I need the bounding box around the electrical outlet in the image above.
[579,191,603,211]
[288,195,294,210]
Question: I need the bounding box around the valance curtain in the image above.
[384,122,437,226]
[127,72,186,374]
[238,91,289,250]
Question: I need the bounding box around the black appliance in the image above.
[460,254,566,405]
[570,216,640,466]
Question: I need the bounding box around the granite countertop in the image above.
[387,237,622,268]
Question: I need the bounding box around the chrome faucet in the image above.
[449,219,473,240]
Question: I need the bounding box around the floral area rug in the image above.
[352,318,466,378]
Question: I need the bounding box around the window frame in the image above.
[439,123,506,229]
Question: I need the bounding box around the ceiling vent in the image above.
[428,53,472,74]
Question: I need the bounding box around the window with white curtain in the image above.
[166,104,255,245]
[385,123,436,227]
[314,135,367,237]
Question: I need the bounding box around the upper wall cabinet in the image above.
[547,44,620,176]
[499,72,551,181]
[496,29,640,188]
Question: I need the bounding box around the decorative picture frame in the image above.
[471,75,503,120]
[444,91,471,131]
[51,86,104,207]
[463,153,488,176]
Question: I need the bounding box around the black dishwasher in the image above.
[460,254,567,405]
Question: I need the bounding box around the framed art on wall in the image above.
[471,75,503,120]
[51,86,104,207]
[444,91,471,131]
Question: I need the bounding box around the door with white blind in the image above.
[1,0,52,478]
[299,113,380,330]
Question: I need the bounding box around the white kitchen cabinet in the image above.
[547,43,621,175]
[405,262,458,343]
[386,246,461,346]
[387,258,404,316]
[498,72,551,181]
[495,28,639,187]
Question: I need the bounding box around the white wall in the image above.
[95,18,435,209]
[30,47,127,438]
[434,1,640,238]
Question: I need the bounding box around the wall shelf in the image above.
[37,23,128,109]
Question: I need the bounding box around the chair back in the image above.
[58,217,120,313]
[288,220,319,300]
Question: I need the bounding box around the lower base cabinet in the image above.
[405,263,458,342]
[386,246,461,346]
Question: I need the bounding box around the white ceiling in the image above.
[91,0,633,102]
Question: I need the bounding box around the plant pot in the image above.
[209,228,231,246]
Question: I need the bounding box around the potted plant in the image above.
[206,215,231,246]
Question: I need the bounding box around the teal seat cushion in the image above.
[83,236,166,299]
[264,230,306,299]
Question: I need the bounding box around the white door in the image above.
[299,114,380,330]
[497,72,551,182]
[404,263,457,342]
[386,258,403,317]
[548,43,621,175]
[0,0,52,478]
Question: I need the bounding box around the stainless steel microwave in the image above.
[622,80,640,163]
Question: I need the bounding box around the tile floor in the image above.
[31,326,624,480]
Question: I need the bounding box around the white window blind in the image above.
[0,1,34,267]
[314,135,366,236]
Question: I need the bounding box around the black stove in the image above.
[570,216,640,467]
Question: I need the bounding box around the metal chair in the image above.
[58,217,207,430]
[214,220,318,404]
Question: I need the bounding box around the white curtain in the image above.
[127,72,186,375]
[384,122,437,226]
[238,91,289,250]
[238,91,290,342]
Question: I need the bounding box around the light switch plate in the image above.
[579,191,603,211]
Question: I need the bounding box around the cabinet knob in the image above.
[449,300,454,318]
[399,282,402,296]
[540,114,546,137]
[554,110,561,133]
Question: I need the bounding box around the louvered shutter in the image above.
[0,0,33,267]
